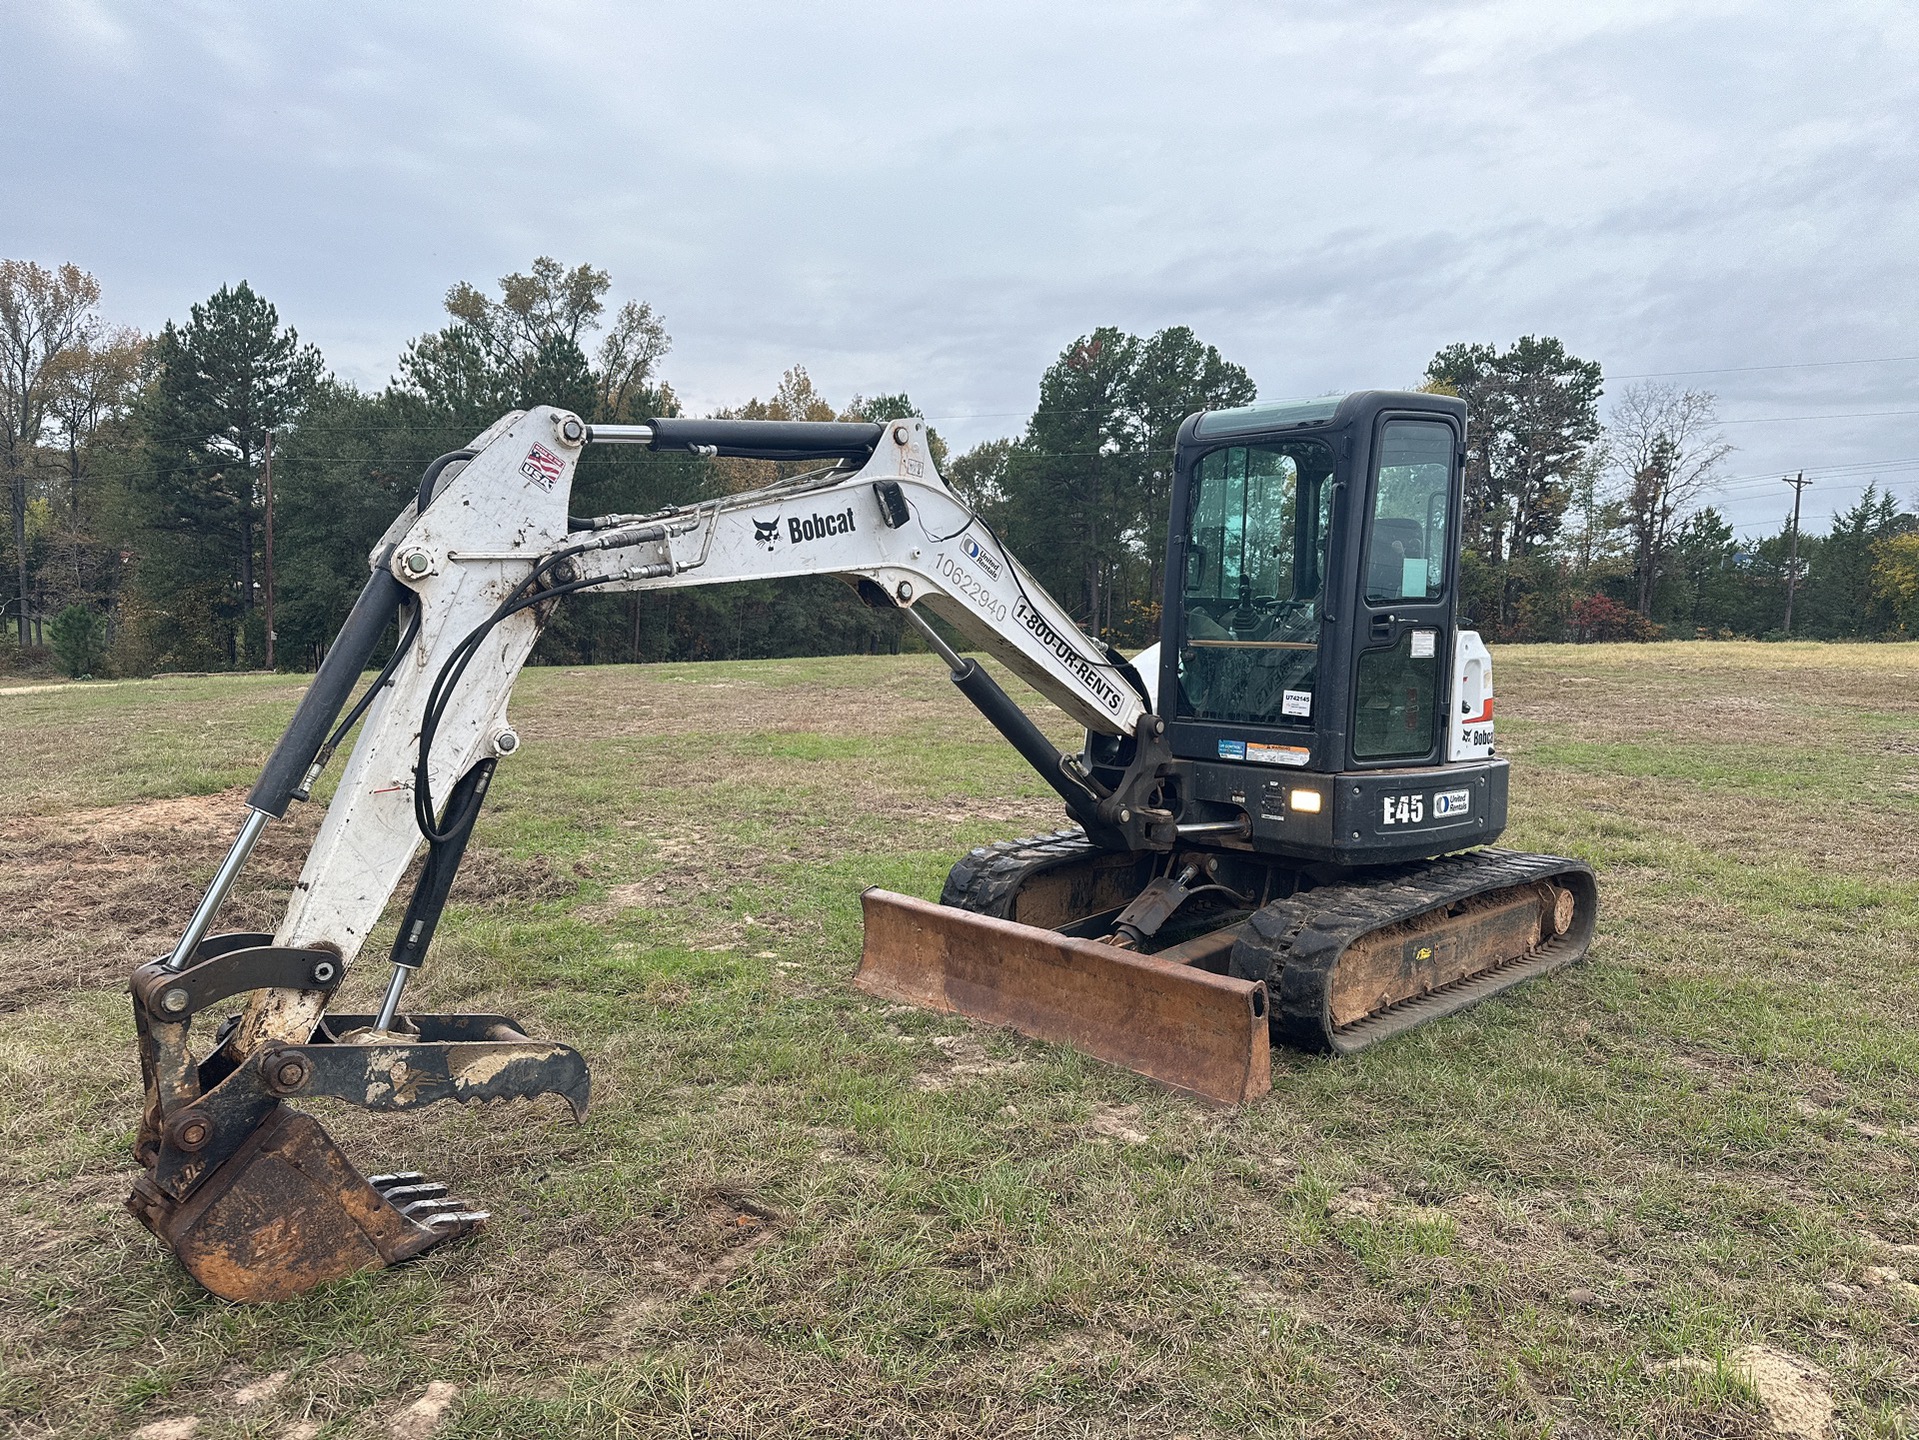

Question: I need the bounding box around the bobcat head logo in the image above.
[753,517,780,550]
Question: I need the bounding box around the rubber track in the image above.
[940,828,1104,919]
[943,835,1597,1058]
[1228,847,1597,1055]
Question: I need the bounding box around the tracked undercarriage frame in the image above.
[858,832,1597,1103]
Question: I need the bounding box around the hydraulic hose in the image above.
[418,449,477,513]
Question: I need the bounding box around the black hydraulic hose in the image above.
[418,449,477,513]
[413,566,616,843]
[247,567,408,819]
[296,598,420,796]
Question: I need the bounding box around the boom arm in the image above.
[227,406,1163,1052]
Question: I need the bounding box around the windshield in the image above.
[1176,438,1335,729]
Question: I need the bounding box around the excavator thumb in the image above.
[128,936,589,1303]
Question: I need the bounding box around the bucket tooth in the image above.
[418,1209,491,1231]
[377,1181,450,1205]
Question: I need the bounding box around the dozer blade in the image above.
[857,889,1271,1105]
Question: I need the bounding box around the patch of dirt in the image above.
[1859,1264,1919,1305]
[598,1190,788,1344]
[1087,1103,1150,1144]
[0,788,571,1012]
[231,1371,289,1408]
[0,790,317,1010]
[1660,1345,1834,1437]
[451,847,576,908]
[915,1032,1028,1091]
[388,1380,460,1439]
[1732,1345,1833,1439]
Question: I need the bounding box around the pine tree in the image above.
[1425,337,1603,634]
[128,282,321,666]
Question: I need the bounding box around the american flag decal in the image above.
[520,443,565,490]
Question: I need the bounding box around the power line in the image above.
[1709,464,1919,498]
[1714,407,1919,425]
[1609,353,1919,381]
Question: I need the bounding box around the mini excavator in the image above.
[129,393,1596,1301]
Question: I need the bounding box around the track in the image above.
[942,832,1597,1054]
[1226,847,1597,1054]
[939,829,1107,918]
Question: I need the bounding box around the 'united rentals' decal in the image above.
[1013,598,1125,714]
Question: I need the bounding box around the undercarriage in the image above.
[857,833,1597,1100]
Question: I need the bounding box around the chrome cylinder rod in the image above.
[164,807,272,971]
[902,604,965,674]
[584,423,656,446]
[1175,819,1252,839]
[372,965,412,1033]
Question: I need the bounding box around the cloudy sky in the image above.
[7,0,1917,537]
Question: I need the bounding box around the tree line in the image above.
[2,256,1916,679]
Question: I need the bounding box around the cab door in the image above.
[1348,416,1461,769]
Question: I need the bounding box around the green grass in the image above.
[2,643,1916,1438]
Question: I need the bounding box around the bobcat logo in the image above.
[753,517,781,551]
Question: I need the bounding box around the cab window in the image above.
[1364,420,1453,604]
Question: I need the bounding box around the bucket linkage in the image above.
[128,934,589,1303]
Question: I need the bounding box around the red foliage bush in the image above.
[1570,593,1662,642]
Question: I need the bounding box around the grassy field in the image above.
[2,642,1916,1439]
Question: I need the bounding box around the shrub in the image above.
[49,604,108,678]
[1570,593,1662,642]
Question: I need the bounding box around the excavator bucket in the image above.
[129,1107,486,1304]
[856,889,1271,1105]
[129,939,590,1303]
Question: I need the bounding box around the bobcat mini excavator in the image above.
[129,392,1596,1301]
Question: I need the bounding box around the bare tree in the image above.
[42,326,145,618]
[0,261,102,648]
[594,299,671,420]
[1608,383,1733,617]
[46,324,145,513]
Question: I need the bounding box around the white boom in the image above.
[228,406,1151,1051]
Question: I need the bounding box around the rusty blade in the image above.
[856,889,1271,1105]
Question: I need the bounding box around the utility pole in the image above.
[1781,471,1810,637]
[262,429,276,670]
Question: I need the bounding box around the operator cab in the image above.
[1123,389,1506,866]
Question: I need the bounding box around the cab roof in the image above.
[1191,389,1463,441]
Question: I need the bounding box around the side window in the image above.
[1365,420,1453,604]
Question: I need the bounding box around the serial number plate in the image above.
[1381,787,1471,826]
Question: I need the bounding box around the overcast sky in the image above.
[7,0,1917,537]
